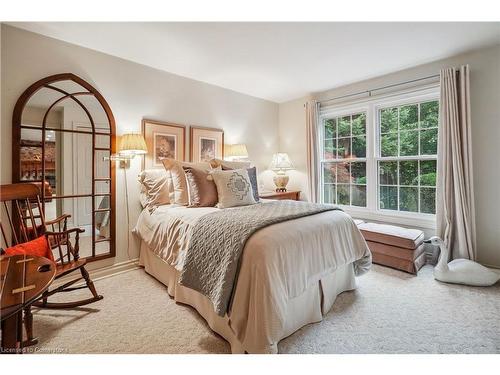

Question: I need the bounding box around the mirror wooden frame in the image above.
[12,73,116,261]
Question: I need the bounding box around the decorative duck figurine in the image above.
[424,236,500,286]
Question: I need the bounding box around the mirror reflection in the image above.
[19,79,113,259]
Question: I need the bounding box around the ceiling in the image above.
[9,22,500,103]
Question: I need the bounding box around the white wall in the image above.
[278,44,500,267]
[278,96,311,200]
[1,25,279,270]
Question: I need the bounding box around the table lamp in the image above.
[269,152,294,192]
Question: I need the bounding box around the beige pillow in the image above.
[184,167,218,207]
[209,158,252,170]
[161,158,211,205]
[210,169,257,208]
[138,169,172,211]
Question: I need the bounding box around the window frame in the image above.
[320,109,369,207]
[318,86,439,229]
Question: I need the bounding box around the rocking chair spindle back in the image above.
[0,182,103,346]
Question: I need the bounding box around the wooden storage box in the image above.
[357,222,426,274]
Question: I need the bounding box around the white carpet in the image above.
[31,264,500,354]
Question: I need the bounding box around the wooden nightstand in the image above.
[259,190,301,201]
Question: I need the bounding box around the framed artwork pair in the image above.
[142,119,224,169]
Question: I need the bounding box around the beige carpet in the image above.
[31,264,500,354]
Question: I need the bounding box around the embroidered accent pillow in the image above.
[183,167,218,207]
[221,165,259,202]
[210,169,257,208]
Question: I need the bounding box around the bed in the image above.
[133,200,371,354]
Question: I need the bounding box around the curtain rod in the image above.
[318,73,440,105]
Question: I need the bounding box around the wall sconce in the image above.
[105,133,148,168]
[224,143,248,161]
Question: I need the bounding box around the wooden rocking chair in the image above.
[0,183,103,345]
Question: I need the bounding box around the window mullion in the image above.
[367,105,377,212]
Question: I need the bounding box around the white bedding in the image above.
[134,204,218,268]
[134,202,371,353]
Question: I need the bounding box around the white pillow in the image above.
[138,169,172,211]
[210,169,257,208]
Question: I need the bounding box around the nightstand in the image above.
[259,190,301,201]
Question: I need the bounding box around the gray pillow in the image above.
[210,169,257,208]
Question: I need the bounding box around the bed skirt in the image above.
[139,241,357,354]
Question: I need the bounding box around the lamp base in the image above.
[273,174,289,192]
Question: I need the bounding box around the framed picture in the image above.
[142,119,185,169]
[190,126,224,162]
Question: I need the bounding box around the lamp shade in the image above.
[119,133,147,155]
[224,143,248,158]
[269,153,294,171]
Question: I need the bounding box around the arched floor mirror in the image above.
[12,73,116,261]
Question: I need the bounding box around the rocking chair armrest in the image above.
[45,214,72,226]
[45,227,85,261]
[45,227,85,237]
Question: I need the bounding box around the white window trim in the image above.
[318,85,439,229]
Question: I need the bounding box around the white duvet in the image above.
[134,202,371,352]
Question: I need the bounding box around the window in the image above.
[378,101,438,214]
[321,113,367,207]
[318,88,439,225]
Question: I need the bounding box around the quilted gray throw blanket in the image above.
[178,200,342,316]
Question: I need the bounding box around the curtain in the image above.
[436,65,476,260]
[305,100,320,202]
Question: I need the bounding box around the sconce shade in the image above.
[269,153,294,171]
[119,133,147,155]
[224,143,248,158]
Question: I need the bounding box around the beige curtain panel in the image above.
[436,65,477,260]
[306,100,320,203]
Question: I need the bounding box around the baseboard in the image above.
[482,263,500,270]
[52,258,140,288]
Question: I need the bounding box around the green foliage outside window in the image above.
[322,161,366,207]
[378,100,438,214]
[323,113,366,159]
[322,100,438,213]
[322,113,367,207]
[380,101,438,157]
[416,173,436,187]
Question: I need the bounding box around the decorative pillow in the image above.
[209,158,252,170]
[222,165,259,202]
[210,169,257,208]
[138,169,172,211]
[161,159,211,206]
[246,167,260,203]
[183,167,218,207]
[5,235,54,261]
